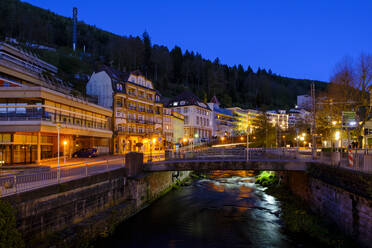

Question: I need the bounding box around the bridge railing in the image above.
[0,157,125,198]
[152,148,307,162]
[148,148,372,174]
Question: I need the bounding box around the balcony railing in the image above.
[116,128,148,135]
[0,115,110,131]
[125,118,155,125]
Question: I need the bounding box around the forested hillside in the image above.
[0,0,327,109]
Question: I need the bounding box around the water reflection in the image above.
[94,170,312,248]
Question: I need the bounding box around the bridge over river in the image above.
[144,148,312,172]
[1,147,371,198]
[144,147,372,173]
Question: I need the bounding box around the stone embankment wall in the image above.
[281,165,372,248]
[3,153,189,247]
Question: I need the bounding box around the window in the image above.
[116,99,122,107]
[196,116,199,125]
[185,116,189,124]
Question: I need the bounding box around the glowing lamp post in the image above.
[335,131,340,149]
[63,140,68,164]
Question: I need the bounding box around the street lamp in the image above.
[334,131,340,149]
[56,122,61,183]
[63,140,68,164]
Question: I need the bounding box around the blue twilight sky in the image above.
[23,0,372,82]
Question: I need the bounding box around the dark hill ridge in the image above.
[0,0,327,109]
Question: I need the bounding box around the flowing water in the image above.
[94,171,316,248]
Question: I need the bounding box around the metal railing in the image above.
[0,157,125,197]
[147,147,372,174]
[153,148,304,162]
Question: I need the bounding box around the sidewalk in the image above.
[3,154,126,169]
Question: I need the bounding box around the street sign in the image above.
[342,111,357,128]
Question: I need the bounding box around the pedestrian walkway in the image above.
[0,155,126,197]
[3,154,124,169]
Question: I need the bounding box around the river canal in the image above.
[94,171,317,248]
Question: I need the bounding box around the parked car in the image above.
[72,148,97,158]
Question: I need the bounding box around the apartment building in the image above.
[167,91,212,141]
[171,110,185,144]
[266,110,289,130]
[207,96,235,137]
[0,42,112,164]
[163,107,185,147]
[288,108,311,127]
[87,66,164,154]
[228,107,261,135]
[297,95,312,110]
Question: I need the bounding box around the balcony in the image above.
[126,118,155,125]
[127,105,137,111]
[116,127,148,135]
[0,112,110,131]
[127,118,145,124]
[127,91,137,97]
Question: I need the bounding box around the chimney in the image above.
[73,7,78,51]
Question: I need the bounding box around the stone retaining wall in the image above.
[284,166,372,248]
[3,153,190,247]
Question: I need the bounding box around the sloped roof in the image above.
[167,90,211,110]
[210,95,220,105]
[98,65,130,82]
[130,69,144,76]
[214,106,233,116]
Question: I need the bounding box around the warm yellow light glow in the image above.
[63,140,68,145]
[183,138,187,143]
[152,138,156,143]
[143,139,148,143]
[335,131,340,140]
[302,133,306,137]
[300,136,305,141]
[240,137,244,141]
[221,137,225,141]
[332,121,337,126]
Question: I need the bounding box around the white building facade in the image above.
[167,91,212,141]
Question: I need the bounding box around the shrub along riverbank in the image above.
[0,200,24,248]
[255,171,356,248]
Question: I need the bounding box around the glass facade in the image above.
[0,97,112,164]
[0,98,109,130]
[0,133,53,164]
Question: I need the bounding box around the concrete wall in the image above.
[4,165,189,247]
[284,167,372,247]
